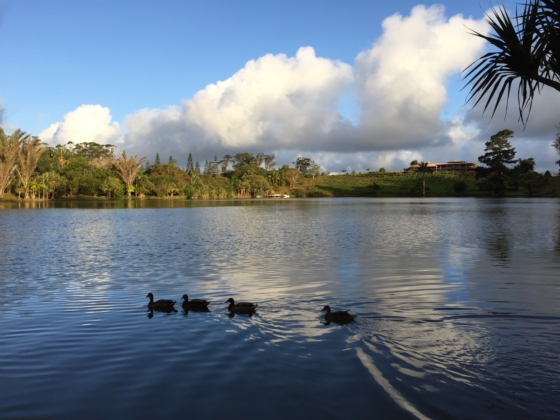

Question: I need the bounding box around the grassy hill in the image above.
[286,172,560,197]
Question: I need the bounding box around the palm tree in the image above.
[417,161,431,196]
[0,129,27,198]
[114,151,147,198]
[464,0,560,123]
[16,135,45,199]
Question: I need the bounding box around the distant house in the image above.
[405,160,477,174]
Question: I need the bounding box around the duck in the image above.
[225,298,257,312]
[146,293,176,311]
[181,294,210,309]
[321,305,355,323]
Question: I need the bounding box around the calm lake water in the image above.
[1,198,559,419]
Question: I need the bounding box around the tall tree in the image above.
[464,0,560,123]
[264,154,276,171]
[220,154,232,173]
[255,153,265,167]
[195,161,201,175]
[115,151,147,198]
[476,129,517,195]
[16,135,45,199]
[417,161,431,196]
[308,161,322,179]
[155,153,161,165]
[284,168,302,187]
[294,157,311,175]
[0,128,25,198]
[187,153,194,173]
[553,123,560,165]
[73,142,115,168]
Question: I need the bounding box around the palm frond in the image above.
[464,1,560,124]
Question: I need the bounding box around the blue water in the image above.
[1,198,559,419]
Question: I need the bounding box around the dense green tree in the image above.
[72,142,115,169]
[195,161,201,175]
[232,152,255,168]
[0,128,25,198]
[235,174,270,197]
[115,151,147,198]
[308,161,322,179]
[155,153,161,165]
[294,157,311,175]
[187,153,194,173]
[464,0,560,123]
[16,135,45,198]
[231,163,266,179]
[378,168,386,173]
[553,123,560,166]
[476,129,517,195]
[284,168,301,187]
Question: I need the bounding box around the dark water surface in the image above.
[1,198,559,419]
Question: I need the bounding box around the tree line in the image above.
[0,128,324,200]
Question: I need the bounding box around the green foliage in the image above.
[454,181,468,194]
[308,161,321,179]
[294,157,311,175]
[73,142,115,164]
[464,1,560,123]
[231,163,266,179]
[379,168,386,173]
[232,153,255,168]
[553,124,560,166]
[476,129,517,195]
[187,153,194,172]
[114,186,125,199]
[184,185,195,199]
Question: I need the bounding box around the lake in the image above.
[1,197,559,419]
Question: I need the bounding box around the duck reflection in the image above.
[227,310,256,319]
[182,306,211,316]
[147,307,177,318]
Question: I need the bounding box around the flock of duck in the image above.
[146,293,356,323]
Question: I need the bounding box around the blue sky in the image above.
[1,0,559,171]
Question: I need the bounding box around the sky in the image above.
[1,0,559,172]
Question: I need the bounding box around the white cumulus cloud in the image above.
[39,5,506,172]
[354,4,488,149]
[39,104,120,146]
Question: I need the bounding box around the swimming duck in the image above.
[321,305,355,323]
[225,298,257,312]
[181,294,210,309]
[146,293,176,311]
